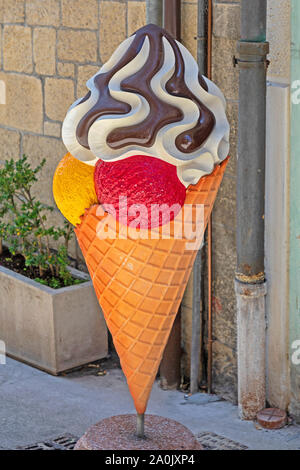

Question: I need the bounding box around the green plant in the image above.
[0,155,75,287]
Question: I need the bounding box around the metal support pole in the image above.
[235,0,269,420]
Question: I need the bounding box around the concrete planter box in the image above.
[0,265,108,374]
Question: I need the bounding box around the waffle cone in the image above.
[75,158,229,414]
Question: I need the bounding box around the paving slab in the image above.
[0,357,300,450]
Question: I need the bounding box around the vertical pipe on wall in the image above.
[151,0,182,390]
[146,0,163,27]
[189,0,207,395]
[207,0,212,79]
[197,0,207,73]
[137,1,165,437]
[206,0,213,395]
[163,0,181,40]
[235,0,269,420]
[160,310,182,390]
[289,0,300,422]
[237,3,268,277]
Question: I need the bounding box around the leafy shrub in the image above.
[0,155,77,287]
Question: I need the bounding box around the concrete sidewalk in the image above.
[1,357,300,450]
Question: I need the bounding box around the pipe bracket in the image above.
[235,271,265,284]
[234,40,269,69]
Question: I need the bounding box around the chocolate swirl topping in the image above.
[76,24,215,154]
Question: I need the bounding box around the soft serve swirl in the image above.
[62,24,230,186]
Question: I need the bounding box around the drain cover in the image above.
[17,434,78,450]
[197,432,248,450]
[18,431,247,451]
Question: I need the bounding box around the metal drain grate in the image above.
[18,431,247,451]
[17,434,78,450]
[197,432,248,450]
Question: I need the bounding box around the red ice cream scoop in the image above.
[94,155,186,229]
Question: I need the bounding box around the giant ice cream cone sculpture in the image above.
[53,25,230,419]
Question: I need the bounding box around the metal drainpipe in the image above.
[145,0,182,390]
[190,0,208,396]
[146,0,163,26]
[235,0,269,420]
[159,0,182,390]
[206,0,213,396]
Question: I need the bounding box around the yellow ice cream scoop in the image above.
[53,153,97,226]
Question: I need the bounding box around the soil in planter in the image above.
[0,247,85,289]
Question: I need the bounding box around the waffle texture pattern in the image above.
[75,158,229,413]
